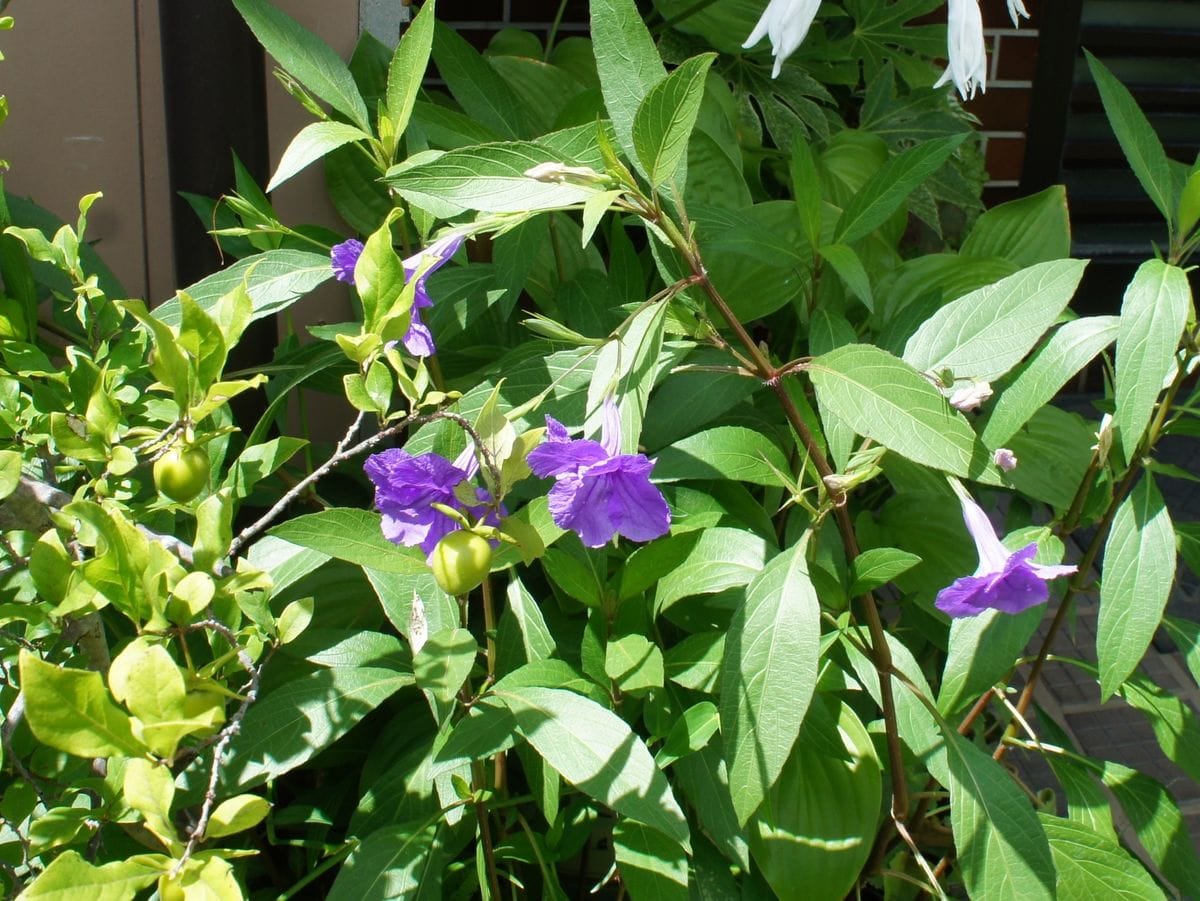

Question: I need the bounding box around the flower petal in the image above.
[401,306,436,357]
[331,238,364,284]
[958,491,1011,574]
[528,418,608,478]
[547,472,614,547]
[603,464,671,543]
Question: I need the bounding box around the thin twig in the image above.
[172,631,273,876]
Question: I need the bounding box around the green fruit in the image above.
[153,445,210,503]
[429,530,492,596]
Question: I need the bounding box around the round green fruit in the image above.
[430,530,492,596]
[153,445,211,503]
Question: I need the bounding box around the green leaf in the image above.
[267,121,371,192]
[494,685,690,848]
[664,631,724,693]
[789,139,823,251]
[980,316,1119,449]
[848,547,922,596]
[385,0,436,140]
[223,665,413,788]
[0,448,20,500]
[750,701,881,901]
[156,249,333,326]
[833,134,965,245]
[938,605,1042,716]
[413,628,478,722]
[585,298,669,453]
[721,541,820,824]
[652,528,770,613]
[327,821,438,901]
[675,740,749,868]
[496,576,557,673]
[960,186,1072,267]
[268,508,427,574]
[232,0,370,131]
[903,259,1087,383]
[1098,476,1175,699]
[943,728,1056,900]
[655,701,719,768]
[809,344,988,478]
[21,851,164,901]
[613,820,689,900]
[1099,761,1200,895]
[221,437,308,500]
[18,650,145,759]
[1118,673,1200,784]
[432,23,532,140]
[1114,260,1191,463]
[632,52,715,188]
[604,634,665,695]
[652,426,790,487]
[1040,814,1166,900]
[206,794,271,839]
[1085,51,1177,225]
[386,140,602,218]
[590,0,666,167]
[818,243,874,311]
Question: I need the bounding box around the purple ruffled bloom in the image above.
[935,489,1076,618]
[329,233,465,357]
[364,446,498,558]
[527,401,670,548]
[331,239,364,284]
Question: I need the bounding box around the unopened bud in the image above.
[992,448,1018,472]
[1092,413,1114,464]
[948,380,993,412]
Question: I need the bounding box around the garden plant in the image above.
[2,0,1200,897]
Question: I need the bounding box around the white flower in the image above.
[742,0,821,79]
[1007,0,1030,27]
[935,0,988,101]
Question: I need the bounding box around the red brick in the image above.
[965,85,1032,131]
[984,135,1026,181]
[994,32,1039,80]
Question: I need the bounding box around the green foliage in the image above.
[3,2,1198,898]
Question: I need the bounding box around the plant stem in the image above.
[648,201,908,819]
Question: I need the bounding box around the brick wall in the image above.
[968,2,1040,205]
[434,0,1040,204]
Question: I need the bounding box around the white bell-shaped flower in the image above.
[935,0,988,101]
[742,0,822,79]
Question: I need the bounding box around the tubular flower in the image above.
[364,446,499,559]
[742,0,821,78]
[935,485,1076,618]
[527,401,671,548]
[330,233,465,357]
[936,0,988,101]
[1007,0,1030,27]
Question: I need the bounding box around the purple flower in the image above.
[364,446,498,558]
[329,233,465,357]
[399,233,463,358]
[331,239,364,284]
[527,401,670,548]
[935,487,1076,618]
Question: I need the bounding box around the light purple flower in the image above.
[364,446,498,558]
[330,233,465,357]
[935,487,1076,618]
[527,402,670,548]
[948,380,993,412]
[992,448,1018,472]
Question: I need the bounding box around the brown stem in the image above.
[472,760,504,899]
[650,204,908,820]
